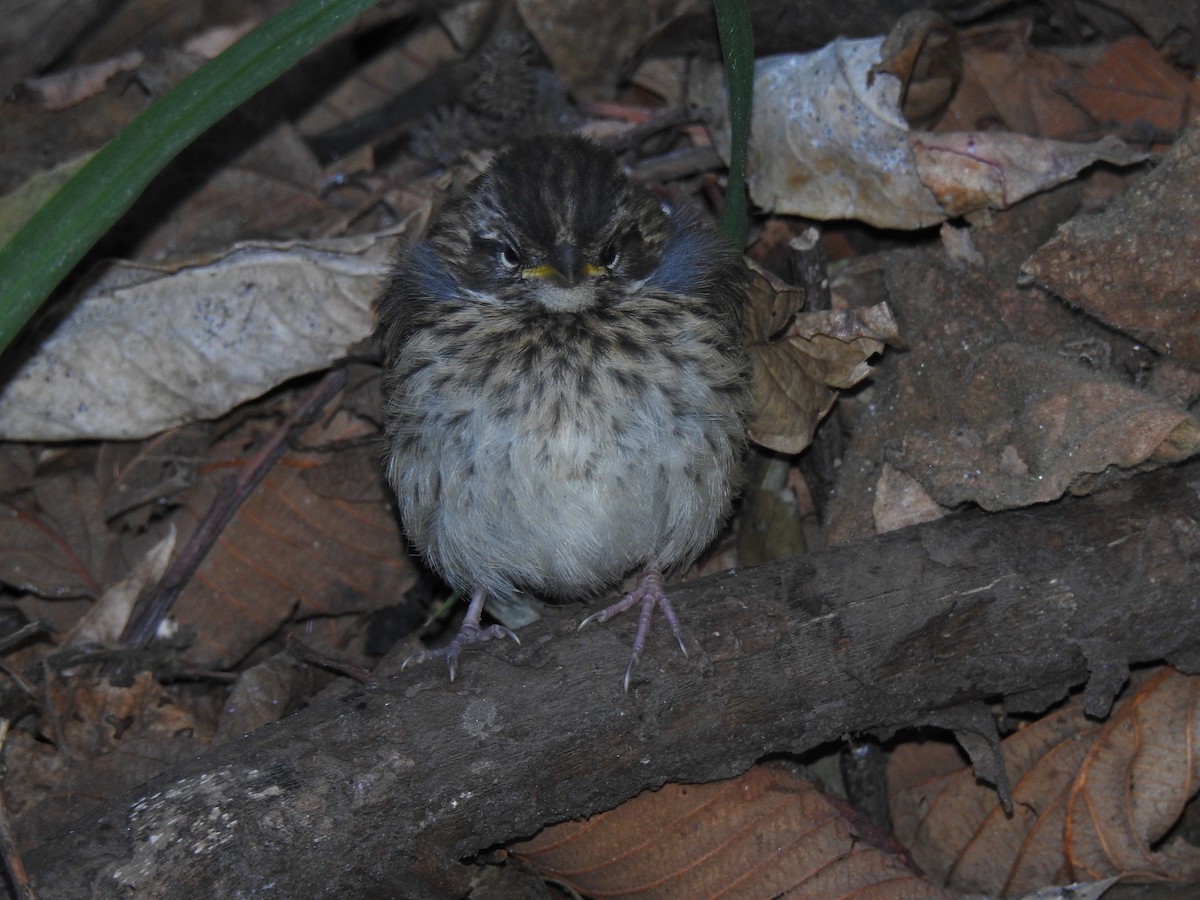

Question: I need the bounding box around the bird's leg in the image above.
[579,568,687,690]
[402,587,519,681]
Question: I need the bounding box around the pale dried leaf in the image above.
[0,232,396,441]
[733,37,944,228]
[21,50,145,111]
[910,132,1150,217]
[694,30,1149,229]
[65,524,175,647]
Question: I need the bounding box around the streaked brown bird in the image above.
[377,135,750,688]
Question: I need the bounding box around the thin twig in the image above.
[285,635,376,685]
[0,720,35,900]
[119,369,348,650]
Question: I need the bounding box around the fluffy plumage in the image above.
[377,135,750,687]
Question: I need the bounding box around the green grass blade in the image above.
[0,0,380,356]
[713,0,753,250]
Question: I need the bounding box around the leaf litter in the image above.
[0,1,1198,896]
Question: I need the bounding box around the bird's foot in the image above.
[402,588,519,681]
[579,568,686,690]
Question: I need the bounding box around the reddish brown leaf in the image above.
[0,472,107,600]
[1065,669,1200,882]
[513,766,951,899]
[169,409,412,669]
[890,668,1200,896]
[935,22,1094,140]
[1057,37,1200,145]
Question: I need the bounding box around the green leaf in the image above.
[0,0,381,357]
[713,0,753,250]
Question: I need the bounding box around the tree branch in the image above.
[25,462,1200,898]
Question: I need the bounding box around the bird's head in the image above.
[429,136,670,312]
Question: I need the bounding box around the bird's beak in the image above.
[523,244,604,287]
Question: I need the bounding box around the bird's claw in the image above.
[580,569,687,690]
[403,619,519,681]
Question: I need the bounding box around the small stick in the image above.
[119,369,347,650]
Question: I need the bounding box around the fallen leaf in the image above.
[212,651,324,746]
[0,469,107,600]
[935,21,1094,140]
[20,50,146,111]
[694,26,1149,229]
[871,10,961,129]
[744,260,897,454]
[889,668,1200,896]
[168,407,411,669]
[65,524,175,647]
[1021,116,1200,369]
[894,342,1200,511]
[910,132,1149,217]
[515,0,668,101]
[513,765,952,899]
[0,232,396,441]
[1057,36,1200,145]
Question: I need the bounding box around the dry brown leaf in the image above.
[212,651,325,746]
[745,260,896,454]
[0,469,107,600]
[935,21,1094,140]
[895,342,1200,511]
[1065,669,1200,883]
[515,0,677,101]
[1021,116,1200,369]
[19,670,214,849]
[872,10,961,130]
[42,669,209,760]
[840,242,1200,524]
[512,766,952,899]
[889,668,1200,896]
[1057,36,1200,145]
[169,408,411,669]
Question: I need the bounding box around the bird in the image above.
[377,134,751,689]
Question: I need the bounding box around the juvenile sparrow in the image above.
[378,135,750,688]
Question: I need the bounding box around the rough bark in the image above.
[24,461,1200,899]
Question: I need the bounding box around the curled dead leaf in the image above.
[745,260,898,454]
[695,22,1149,229]
[890,667,1200,896]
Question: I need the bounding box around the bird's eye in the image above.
[497,244,521,269]
[599,242,619,269]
